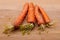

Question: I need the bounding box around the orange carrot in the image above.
[3,3,29,34]
[35,5,45,25]
[38,6,50,24]
[38,6,55,27]
[27,3,35,23]
[35,5,45,31]
[13,3,29,28]
[20,3,35,32]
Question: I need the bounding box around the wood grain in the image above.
[0,0,60,40]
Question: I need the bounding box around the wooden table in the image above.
[0,0,60,40]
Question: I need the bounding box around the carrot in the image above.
[35,5,44,25]
[38,6,54,27]
[35,5,45,31]
[19,3,35,34]
[3,3,29,34]
[38,6,50,24]
[27,3,35,23]
[27,3,35,29]
[14,3,29,28]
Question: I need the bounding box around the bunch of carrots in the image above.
[3,3,54,34]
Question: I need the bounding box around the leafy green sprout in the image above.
[38,20,55,31]
[38,24,45,31]
[3,25,14,34]
[19,23,34,35]
[45,20,55,28]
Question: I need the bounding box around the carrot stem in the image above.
[3,25,14,34]
[38,24,45,31]
[19,23,34,35]
[45,20,56,28]
[19,23,34,31]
